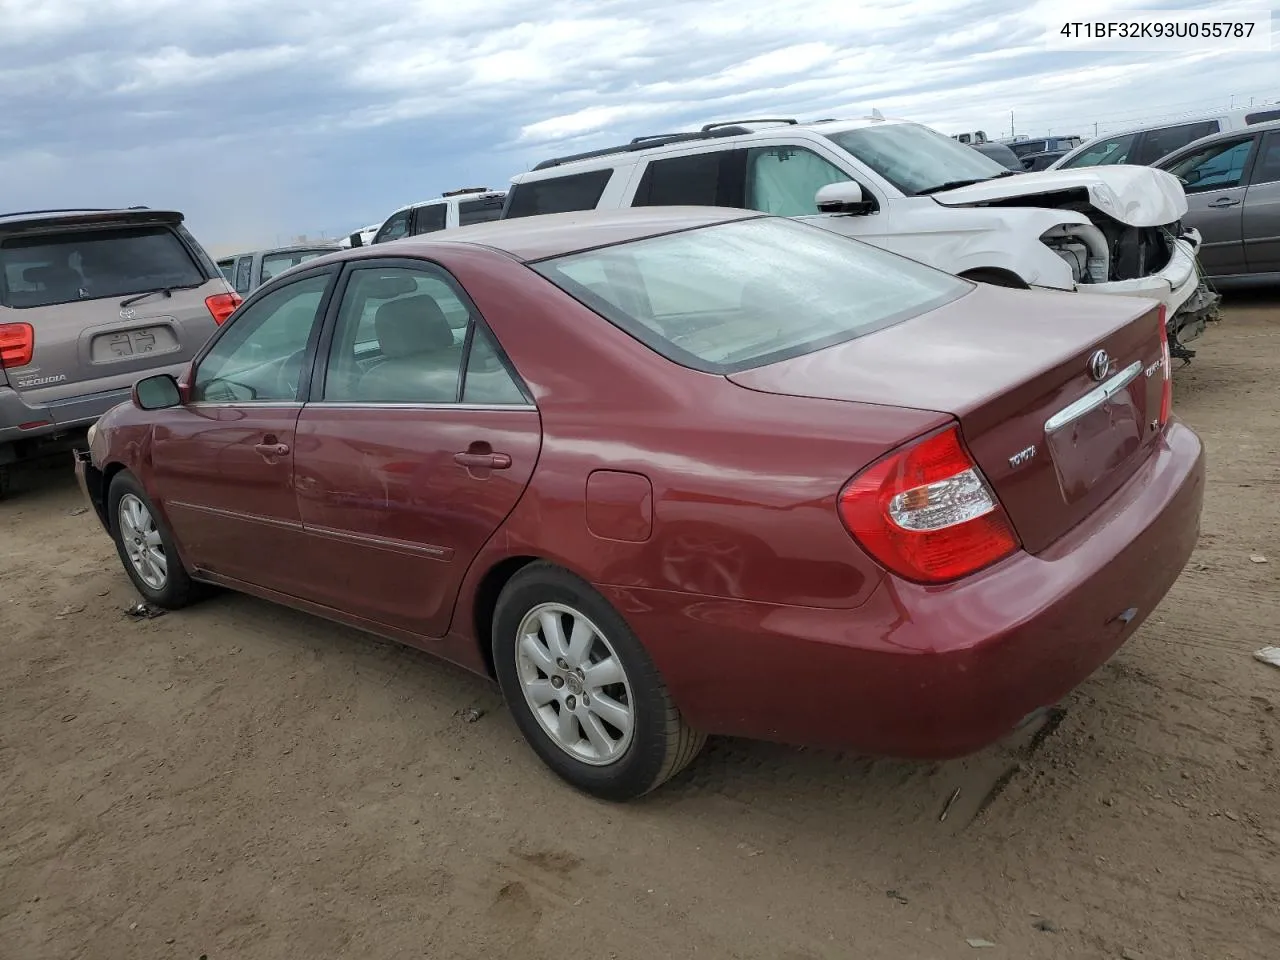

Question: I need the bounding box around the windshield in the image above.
[825,123,1010,195]
[0,225,204,309]
[532,217,968,374]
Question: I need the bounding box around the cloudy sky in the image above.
[1,0,1274,254]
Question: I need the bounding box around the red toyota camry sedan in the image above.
[75,208,1204,800]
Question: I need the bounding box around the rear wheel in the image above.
[107,470,200,609]
[493,562,705,801]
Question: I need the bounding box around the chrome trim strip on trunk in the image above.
[1044,360,1143,433]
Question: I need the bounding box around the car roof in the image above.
[218,242,342,260]
[512,117,913,180]
[360,206,762,263]
[0,207,184,232]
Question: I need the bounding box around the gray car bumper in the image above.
[0,384,133,461]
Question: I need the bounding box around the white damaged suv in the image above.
[503,116,1220,359]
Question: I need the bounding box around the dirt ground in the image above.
[2,296,1277,960]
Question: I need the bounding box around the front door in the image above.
[293,261,542,637]
[1243,130,1280,274]
[1164,134,1259,278]
[150,270,335,594]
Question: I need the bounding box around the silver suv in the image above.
[0,207,238,494]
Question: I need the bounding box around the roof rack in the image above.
[701,118,797,131]
[441,187,493,197]
[531,124,758,171]
[0,207,116,218]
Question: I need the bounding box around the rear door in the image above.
[0,221,225,422]
[293,258,541,637]
[1163,134,1260,276]
[1243,130,1280,274]
[150,268,338,594]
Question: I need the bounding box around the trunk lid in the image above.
[726,285,1168,555]
[929,166,1188,227]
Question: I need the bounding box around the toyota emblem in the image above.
[119,307,137,320]
[1087,349,1111,382]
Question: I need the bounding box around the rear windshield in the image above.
[260,249,333,283]
[0,225,204,309]
[532,217,967,374]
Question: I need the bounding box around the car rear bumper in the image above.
[602,419,1205,758]
[0,383,132,446]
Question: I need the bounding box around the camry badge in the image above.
[1008,444,1037,469]
[1088,349,1111,382]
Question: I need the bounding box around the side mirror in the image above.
[349,232,364,247]
[815,181,874,215]
[133,374,183,411]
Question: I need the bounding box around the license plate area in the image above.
[1045,361,1144,504]
[90,323,180,363]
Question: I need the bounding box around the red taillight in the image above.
[0,322,34,368]
[205,292,242,325]
[1157,306,1173,426]
[838,425,1021,584]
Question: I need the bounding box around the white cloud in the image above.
[0,0,1274,246]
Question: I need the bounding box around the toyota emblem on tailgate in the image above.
[1087,349,1111,381]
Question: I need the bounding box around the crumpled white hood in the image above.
[930,166,1188,228]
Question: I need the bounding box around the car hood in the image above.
[929,166,1188,227]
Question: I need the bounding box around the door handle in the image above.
[254,441,290,457]
[454,451,512,470]
[1206,197,1241,208]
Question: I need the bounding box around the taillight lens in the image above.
[0,322,34,368]
[1157,307,1173,426]
[205,292,242,325]
[838,425,1020,584]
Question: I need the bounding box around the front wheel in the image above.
[493,562,705,801]
[107,470,201,609]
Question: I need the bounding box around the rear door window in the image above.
[504,170,613,218]
[260,249,332,284]
[411,204,447,235]
[1135,121,1221,165]
[458,196,505,226]
[1060,133,1138,168]
[0,225,205,309]
[632,151,746,207]
[1247,132,1280,185]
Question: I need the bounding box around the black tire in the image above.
[960,268,1029,289]
[107,470,201,609]
[493,562,705,801]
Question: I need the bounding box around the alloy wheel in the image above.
[118,493,167,590]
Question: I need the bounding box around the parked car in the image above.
[502,116,1219,357]
[75,208,1204,800]
[1153,119,1280,285]
[1050,106,1280,171]
[217,243,341,296]
[0,207,238,496]
[1019,149,1071,171]
[369,188,507,244]
[971,141,1024,171]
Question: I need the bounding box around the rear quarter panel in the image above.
[432,247,947,629]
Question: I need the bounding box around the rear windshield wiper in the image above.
[916,172,1018,196]
[119,282,202,309]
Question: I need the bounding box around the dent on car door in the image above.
[1163,135,1258,277]
[150,270,335,592]
[1243,131,1280,274]
[293,260,542,638]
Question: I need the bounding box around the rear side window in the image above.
[0,225,204,309]
[1060,132,1138,168]
[1251,132,1280,185]
[1245,109,1280,125]
[411,204,447,235]
[533,217,967,374]
[1135,121,1220,165]
[458,196,505,226]
[234,256,253,294]
[261,250,332,284]
[504,170,613,219]
[633,152,745,207]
